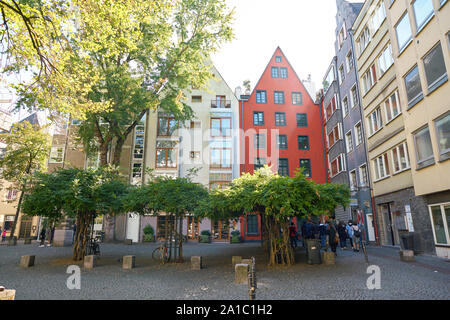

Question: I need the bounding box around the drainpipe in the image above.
[349,28,380,246]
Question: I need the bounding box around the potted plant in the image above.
[143,224,155,242]
[199,230,211,243]
[230,230,241,244]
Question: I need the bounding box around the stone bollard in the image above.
[232,256,242,269]
[20,255,35,268]
[399,250,415,262]
[84,255,96,269]
[24,239,32,245]
[191,256,202,270]
[124,239,133,245]
[322,252,335,265]
[241,258,252,266]
[123,255,135,270]
[235,263,249,284]
[0,287,16,300]
[8,237,17,246]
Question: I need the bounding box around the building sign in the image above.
[405,205,414,232]
[350,199,358,206]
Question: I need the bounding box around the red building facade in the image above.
[238,47,328,241]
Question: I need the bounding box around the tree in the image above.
[198,166,350,266]
[0,121,51,241]
[21,167,129,260]
[17,0,235,167]
[125,175,208,262]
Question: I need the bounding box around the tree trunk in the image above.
[72,212,91,261]
[266,216,295,266]
[112,138,125,166]
[9,186,26,241]
[99,142,109,167]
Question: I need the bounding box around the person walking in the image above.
[319,222,328,250]
[39,227,46,247]
[346,220,354,249]
[289,222,297,249]
[1,228,6,242]
[338,222,347,249]
[328,216,338,256]
[352,221,362,252]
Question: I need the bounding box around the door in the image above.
[366,214,376,242]
[211,219,230,241]
[126,213,140,243]
[380,204,395,246]
[187,216,199,240]
[19,216,32,239]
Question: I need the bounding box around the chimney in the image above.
[235,86,242,98]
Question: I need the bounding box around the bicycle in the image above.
[152,243,169,263]
[85,236,101,257]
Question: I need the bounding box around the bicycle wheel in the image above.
[152,247,161,261]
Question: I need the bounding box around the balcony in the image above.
[211,100,231,109]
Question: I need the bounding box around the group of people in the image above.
[288,217,364,256]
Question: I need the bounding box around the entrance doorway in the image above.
[19,216,32,239]
[126,213,140,243]
[380,203,398,246]
[211,219,230,241]
[187,216,199,240]
[366,213,376,242]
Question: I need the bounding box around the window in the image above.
[49,146,64,163]
[275,56,282,63]
[423,43,448,92]
[378,44,394,75]
[435,113,450,159]
[345,130,354,153]
[71,119,81,125]
[338,24,346,49]
[296,113,307,127]
[192,96,202,103]
[374,152,390,180]
[133,125,145,160]
[6,189,18,201]
[275,112,286,126]
[280,67,288,78]
[256,90,267,104]
[254,157,266,171]
[212,95,230,109]
[368,107,383,135]
[392,142,410,173]
[357,26,371,55]
[355,122,363,146]
[404,65,423,107]
[339,64,345,84]
[158,115,178,136]
[132,163,143,184]
[327,123,342,148]
[292,92,303,105]
[359,164,369,187]
[277,135,288,149]
[325,95,338,120]
[413,126,434,167]
[274,91,285,104]
[210,117,231,137]
[278,159,289,176]
[323,66,335,92]
[156,141,178,168]
[299,159,311,178]
[371,1,386,32]
[396,13,412,52]
[190,121,201,129]
[298,135,309,150]
[413,0,434,31]
[254,134,266,149]
[346,50,354,72]
[210,148,232,169]
[362,64,377,93]
[342,97,349,117]
[429,203,450,245]
[253,111,264,125]
[350,85,358,108]
[330,154,346,177]
[246,215,259,235]
[384,90,401,123]
[271,67,279,78]
[349,170,358,190]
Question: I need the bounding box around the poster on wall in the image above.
[405,204,415,232]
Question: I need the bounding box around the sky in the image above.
[212,0,362,95]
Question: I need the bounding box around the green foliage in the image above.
[143,224,154,235]
[200,230,211,236]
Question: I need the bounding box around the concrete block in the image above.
[232,256,242,268]
[191,256,202,270]
[322,252,335,265]
[122,255,135,269]
[235,263,249,284]
[24,238,32,245]
[400,250,415,262]
[0,287,16,300]
[124,239,133,245]
[84,255,96,269]
[20,255,35,268]
[241,258,252,266]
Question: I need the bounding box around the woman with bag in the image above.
[328,216,339,256]
[351,221,361,252]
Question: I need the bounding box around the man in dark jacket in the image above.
[289,222,297,249]
[328,216,338,256]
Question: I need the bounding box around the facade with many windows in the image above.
[385,0,450,258]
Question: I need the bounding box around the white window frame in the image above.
[384,90,402,124]
[428,202,450,246]
[330,153,346,177]
[342,96,349,118]
[378,44,394,75]
[350,84,358,109]
[359,163,369,187]
[327,122,343,148]
[339,64,345,85]
[349,169,358,191]
[345,129,354,153]
[367,107,383,136]
[391,141,411,174]
[49,146,65,164]
[354,121,363,146]
[373,152,390,181]
[346,50,353,73]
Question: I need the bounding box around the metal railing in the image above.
[211,100,231,108]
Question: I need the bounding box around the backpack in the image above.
[353,226,361,237]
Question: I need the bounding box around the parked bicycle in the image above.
[85,235,101,257]
[152,242,169,263]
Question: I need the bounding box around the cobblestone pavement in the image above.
[0,241,449,300]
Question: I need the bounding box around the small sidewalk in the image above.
[366,245,450,275]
